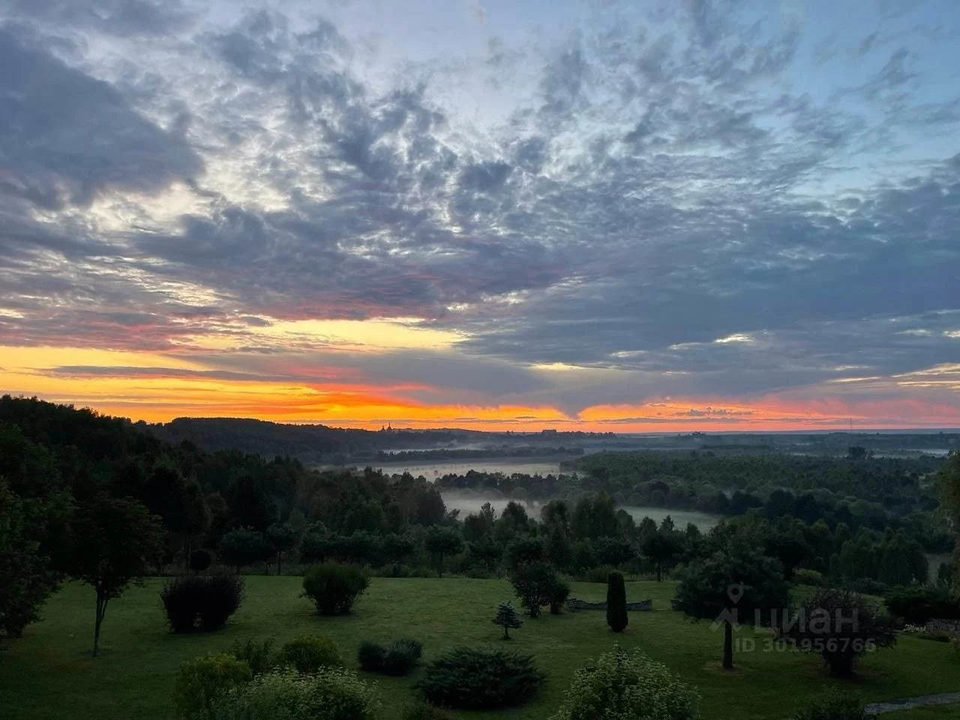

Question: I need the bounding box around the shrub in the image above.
[211,668,379,720]
[493,602,523,639]
[777,587,896,677]
[161,574,244,633]
[885,585,960,625]
[175,653,252,720]
[231,638,276,676]
[510,562,562,618]
[358,638,422,675]
[548,576,570,614]
[793,568,824,587]
[402,702,452,720]
[792,690,865,720]
[302,563,369,615]
[550,646,698,720]
[417,647,543,709]
[190,550,212,572]
[606,571,628,632]
[278,635,344,674]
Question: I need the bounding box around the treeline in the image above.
[376,446,584,461]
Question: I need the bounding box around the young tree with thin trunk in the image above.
[69,496,163,656]
[493,602,523,639]
[672,545,788,671]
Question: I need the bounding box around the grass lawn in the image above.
[1,576,959,720]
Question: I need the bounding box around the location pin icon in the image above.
[727,583,745,605]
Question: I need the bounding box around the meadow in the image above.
[2,576,960,720]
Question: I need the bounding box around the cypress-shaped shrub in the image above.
[417,647,543,709]
[606,571,628,632]
[302,563,369,615]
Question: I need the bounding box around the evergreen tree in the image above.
[606,571,628,632]
[493,602,523,639]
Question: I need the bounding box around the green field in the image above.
[1,576,959,720]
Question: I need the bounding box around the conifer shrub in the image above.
[302,563,369,615]
[606,571,628,632]
[417,647,543,709]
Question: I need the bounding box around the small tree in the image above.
[550,646,698,720]
[302,563,369,615]
[266,522,298,575]
[424,527,463,578]
[606,571,628,632]
[672,546,789,670]
[777,587,896,677]
[510,562,560,618]
[69,496,163,656]
[641,530,682,582]
[548,575,570,614]
[493,602,523,639]
[218,528,271,574]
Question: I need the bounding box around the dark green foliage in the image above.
[278,635,344,674]
[505,537,545,569]
[68,495,165,656]
[189,550,212,572]
[673,545,789,670]
[885,585,960,625]
[778,587,896,677]
[548,576,570,614]
[416,647,544,709]
[357,638,422,675]
[230,638,276,676]
[174,653,252,720]
[510,561,562,618]
[792,690,865,720]
[606,571,628,632]
[493,601,523,639]
[424,526,463,577]
[571,494,619,540]
[265,522,298,574]
[641,528,683,582]
[161,574,244,633]
[217,528,271,573]
[302,563,369,615]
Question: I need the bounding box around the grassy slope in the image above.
[1,577,959,720]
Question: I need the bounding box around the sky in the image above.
[1,0,959,431]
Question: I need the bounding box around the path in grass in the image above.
[3,576,960,720]
[869,693,960,715]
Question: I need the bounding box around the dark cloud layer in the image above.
[0,0,958,412]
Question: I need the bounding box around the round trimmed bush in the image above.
[175,653,252,720]
[161,575,244,633]
[230,638,277,677]
[357,641,386,672]
[417,647,543,709]
[550,646,698,720]
[302,563,369,615]
[278,635,344,674]
[211,668,379,720]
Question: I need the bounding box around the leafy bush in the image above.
[793,568,824,587]
[175,653,252,720]
[548,576,570,614]
[550,646,698,720]
[190,550,212,572]
[402,703,452,720]
[161,575,244,633]
[417,647,543,709]
[211,668,379,720]
[302,563,369,615]
[231,638,276,676]
[278,635,344,674]
[358,638,422,675]
[885,585,960,625]
[792,690,865,720]
[510,562,562,618]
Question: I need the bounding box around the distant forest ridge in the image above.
[146,415,960,465]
